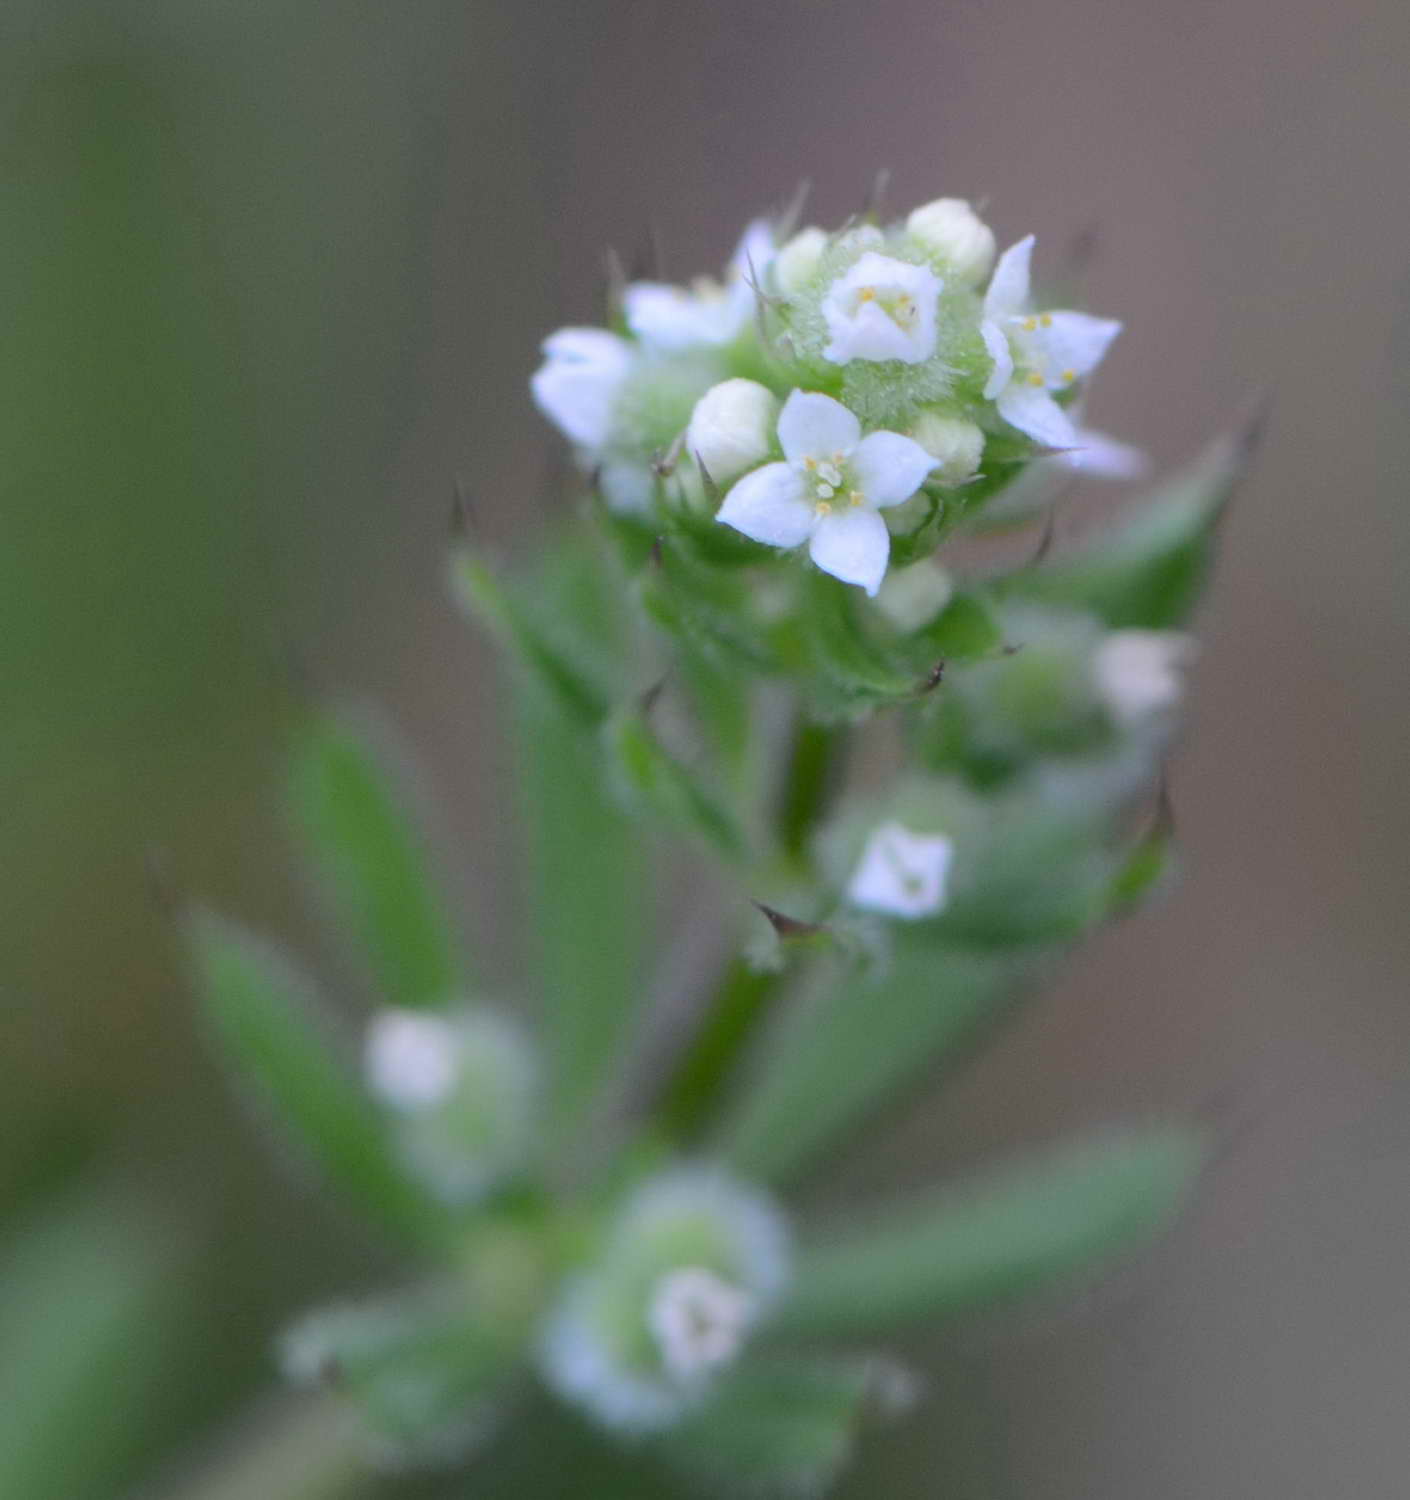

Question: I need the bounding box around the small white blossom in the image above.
[906,198,996,285]
[980,236,1122,449]
[848,820,954,919]
[716,390,936,596]
[623,220,774,353]
[908,409,985,485]
[686,378,778,486]
[529,327,634,450]
[648,1266,754,1383]
[822,252,943,365]
[1092,630,1195,727]
[1054,426,1148,479]
[773,225,828,295]
[364,1008,460,1110]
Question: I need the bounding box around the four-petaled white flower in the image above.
[1092,629,1195,727]
[530,327,634,450]
[822,251,943,365]
[716,390,935,597]
[980,236,1122,450]
[624,220,775,354]
[848,820,954,919]
[648,1266,754,1384]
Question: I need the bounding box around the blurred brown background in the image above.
[3,1,1409,1496]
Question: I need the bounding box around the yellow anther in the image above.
[858,287,877,302]
[849,490,864,507]
[1040,313,1053,328]
[803,456,816,470]
[815,500,832,515]
[1023,316,1039,331]
[1060,368,1076,384]
[1027,371,1045,387]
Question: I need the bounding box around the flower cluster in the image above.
[533,195,1130,598]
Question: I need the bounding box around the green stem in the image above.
[155,1393,370,1500]
[655,710,845,1143]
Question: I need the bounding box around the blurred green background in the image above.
[3,1,1409,1496]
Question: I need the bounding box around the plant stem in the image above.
[148,1393,370,1500]
[655,710,845,1142]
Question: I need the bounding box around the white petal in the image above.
[1035,311,1122,383]
[624,282,734,351]
[980,319,1014,400]
[1092,630,1195,726]
[824,301,927,363]
[996,382,1078,448]
[716,463,814,547]
[808,507,890,596]
[530,327,634,448]
[848,821,953,919]
[776,390,861,464]
[1061,427,1148,480]
[983,235,1034,322]
[851,431,937,508]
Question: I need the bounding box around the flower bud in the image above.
[906,198,996,285]
[685,378,778,486]
[1091,630,1195,728]
[909,409,985,484]
[848,820,955,919]
[364,1006,539,1206]
[874,561,954,632]
[773,226,828,295]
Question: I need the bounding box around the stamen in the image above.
[1040,313,1053,328]
[1023,316,1039,331]
[1060,367,1076,384]
[1027,371,1045,387]
[815,500,832,515]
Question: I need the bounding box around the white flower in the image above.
[716,390,935,597]
[529,327,634,449]
[980,236,1122,449]
[773,225,828,295]
[908,409,985,485]
[1092,630,1195,727]
[1053,426,1148,480]
[648,1266,754,1383]
[848,820,954,919]
[906,198,996,285]
[364,1008,460,1110]
[686,378,778,486]
[624,219,774,353]
[822,251,943,365]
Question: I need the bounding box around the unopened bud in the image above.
[773,226,828,295]
[906,198,996,285]
[686,379,778,486]
[909,409,985,484]
[874,561,955,632]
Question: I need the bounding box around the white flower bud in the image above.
[909,409,985,484]
[906,198,996,285]
[648,1266,753,1382]
[1091,630,1196,727]
[773,226,828,295]
[686,378,778,486]
[874,561,954,632]
[364,1009,460,1110]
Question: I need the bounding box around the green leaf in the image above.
[661,1356,913,1497]
[717,934,1036,1183]
[604,707,746,860]
[289,713,462,1010]
[996,423,1258,628]
[182,908,445,1246]
[512,679,654,1135]
[0,1189,187,1500]
[776,1127,1206,1336]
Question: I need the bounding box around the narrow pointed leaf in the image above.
[660,1356,913,1497]
[718,934,1037,1182]
[777,1127,1206,1335]
[289,713,462,1010]
[183,908,445,1245]
[998,426,1255,628]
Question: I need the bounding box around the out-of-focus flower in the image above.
[1092,630,1196,727]
[624,220,775,353]
[773,225,829,295]
[716,390,935,596]
[648,1266,755,1383]
[530,328,634,449]
[848,820,955,918]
